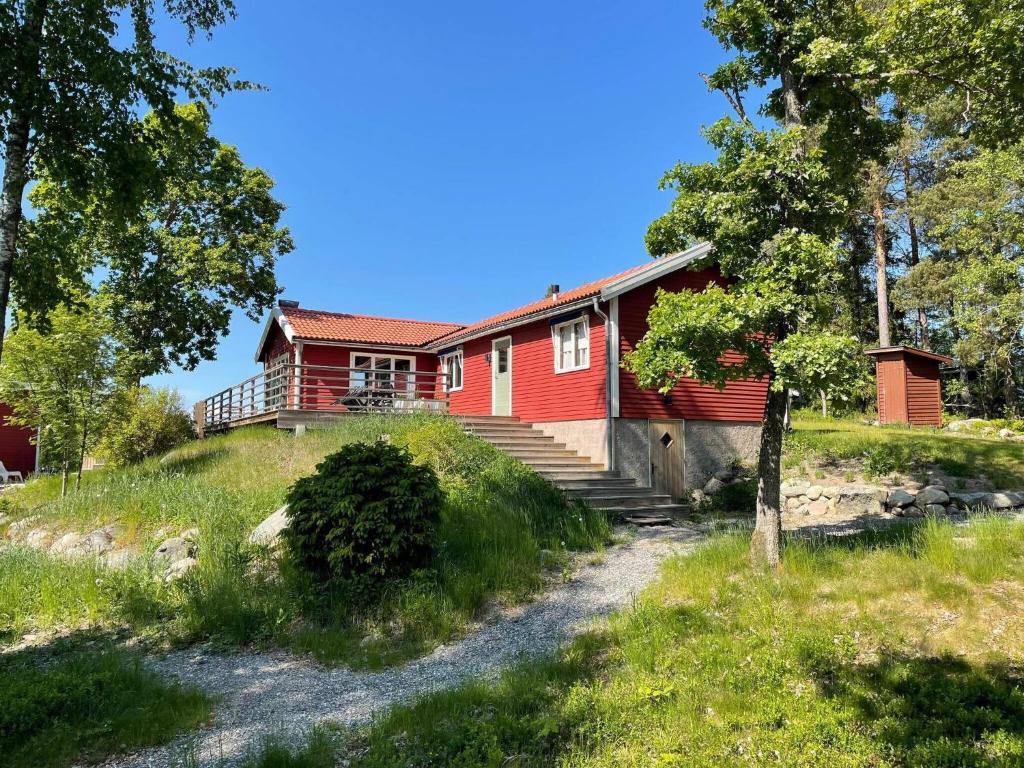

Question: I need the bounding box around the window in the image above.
[551,316,589,373]
[265,352,291,409]
[349,354,417,397]
[441,350,463,392]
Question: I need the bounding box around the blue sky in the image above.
[149,1,729,403]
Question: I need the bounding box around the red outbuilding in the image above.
[0,403,37,478]
[866,346,952,428]
[204,242,770,493]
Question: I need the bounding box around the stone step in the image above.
[464,426,545,437]
[604,504,690,520]
[564,485,660,497]
[454,415,522,423]
[556,478,639,491]
[484,436,562,447]
[538,469,622,481]
[502,448,590,461]
[519,460,606,472]
[579,494,675,509]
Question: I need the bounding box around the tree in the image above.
[631,1,887,567]
[896,143,1024,416]
[0,302,115,495]
[98,386,194,466]
[0,0,247,361]
[21,103,293,382]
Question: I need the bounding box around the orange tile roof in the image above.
[430,260,654,346]
[282,308,464,347]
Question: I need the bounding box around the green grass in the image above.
[0,642,210,768]
[786,412,1024,486]
[0,415,610,665]
[257,515,1024,767]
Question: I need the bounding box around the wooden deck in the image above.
[196,363,450,436]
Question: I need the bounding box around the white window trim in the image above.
[551,316,590,374]
[440,349,464,392]
[348,352,418,395]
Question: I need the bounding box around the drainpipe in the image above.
[591,297,614,470]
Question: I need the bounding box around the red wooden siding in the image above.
[617,267,768,422]
[261,323,295,368]
[0,404,36,476]
[447,311,606,422]
[298,343,440,410]
[905,355,943,426]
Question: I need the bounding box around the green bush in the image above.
[98,386,194,466]
[283,441,444,584]
[863,442,919,478]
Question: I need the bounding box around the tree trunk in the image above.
[872,191,891,347]
[752,383,787,568]
[1005,356,1019,418]
[902,157,928,348]
[0,0,48,363]
[60,458,68,498]
[75,418,87,492]
[820,390,828,417]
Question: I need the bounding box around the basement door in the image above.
[649,420,685,501]
[491,336,512,416]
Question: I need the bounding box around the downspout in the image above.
[591,297,613,470]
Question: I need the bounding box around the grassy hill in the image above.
[0,415,610,666]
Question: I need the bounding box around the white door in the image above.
[492,337,512,416]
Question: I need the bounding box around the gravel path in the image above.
[110,524,702,768]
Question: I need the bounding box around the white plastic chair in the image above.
[0,462,24,484]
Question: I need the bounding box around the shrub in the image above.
[98,387,194,466]
[283,441,444,584]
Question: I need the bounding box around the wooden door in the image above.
[492,337,512,416]
[649,420,685,501]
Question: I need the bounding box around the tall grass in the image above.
[0,415,610,665]
[311,515,1024,767]
[0,644,210,768]
[786,411,1024,486]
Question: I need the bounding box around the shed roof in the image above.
[864,346,953,365]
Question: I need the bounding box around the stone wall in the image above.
[683,420,761,491]
[612,418,652,486]
[535,418,608,467]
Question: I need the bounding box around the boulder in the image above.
[101,550,134,570]
[982,492,1016,510]
[689,488,706,505]
[916,486,950,506]
[713,469,733,482]
[832,486,886,516]
[24,528,51,549]
[163,557,197,582]
[50,532,83,555]
[903,505,925,518]
[781,480,810,498]
[6,515,39,539]
[945,504,960,516]
[785,496,803,512]
[807,498,829,516]
[153,535,196,566]
[805,485,824,501]
[249,505,290,548]
[950,491,988,508]
[925,504,947,516]
[703,477,725,495]
[999,428,1016,439]
[78,526,117,555]
[886,488,917,508]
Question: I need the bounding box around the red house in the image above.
[0,403,37,478]
[202,243,767,492]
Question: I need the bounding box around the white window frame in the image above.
[349,352,418,396]
[440,349,464,392]
[265,351,291,409]
[551,316,590,374]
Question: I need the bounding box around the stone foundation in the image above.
[534,419,608,467]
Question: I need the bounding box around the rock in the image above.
[25,528,51,548]
[101,550,134,570]
[916,486,950,506]
[785,496,803,512]
[690,488,706,505]
[181,527,200,542]
[831,486,886,516]
[781,480,810,498]
[153,535,196,566]
[703,477,725,495]
[78,526,116,555]
[903,505,925,518]
[950,491,988,508]
[6,515,39,539]
[713,469,733,482]
[163,557,197,582]
[998,428,1015,439]
[945,504,960,516]
[249,505,290,548]
[887,488,917,508]
[925,504,947,516]
[797,494,810,505]
[50,532,83,555]
[805,485,824,501]
[982,492,1016,510]
[0,512,8,527]
[807,498,829,516]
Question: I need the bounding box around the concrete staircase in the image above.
[456,415,688,525]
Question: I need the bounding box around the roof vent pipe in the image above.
[278,299,300,309]
[546,284,560,301]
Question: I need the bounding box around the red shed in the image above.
[0,403,37,477]
[865,346,952,427]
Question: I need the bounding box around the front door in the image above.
[492,337,512,416]
[649,420,685,501]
